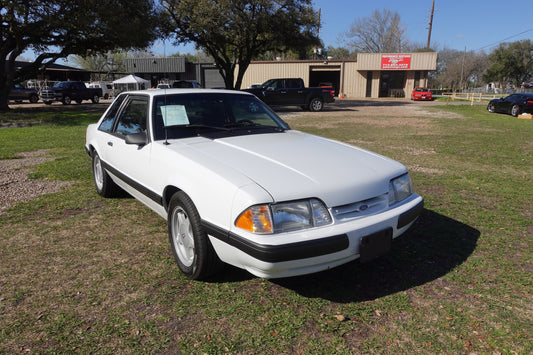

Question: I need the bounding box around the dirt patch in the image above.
[0,150,72,215]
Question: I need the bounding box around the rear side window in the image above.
[98,95,126,132]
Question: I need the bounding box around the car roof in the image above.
[120,88,253,97]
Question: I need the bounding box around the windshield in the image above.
[52,82,74,89]
[152,93,290,140]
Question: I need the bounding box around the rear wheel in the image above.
[62,96,71,105]
[168,191,221,280]
[91,95,99,103]
[29,94,39,103]
[511,104,520,117]
[308,97,323,112]
[91,151,119,197]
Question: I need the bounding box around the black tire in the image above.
[487,102,496,113]
[168,191,221,280]
[308,97,323,112]
[104,93,109,100]
[91,151,119,197]
[91,95,100,104]
[29,94,39,103]
[62,96,71,105]
[43,101,52,105]
[76,99,83,104]
[510,104,520,117]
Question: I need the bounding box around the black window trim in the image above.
[109,94,151,142]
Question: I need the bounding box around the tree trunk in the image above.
[0,96,10,111]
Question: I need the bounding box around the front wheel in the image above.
[510,104,520,117]
[91,95,99,104]
[29,94,39,103]
[487,102,496,113]
[308,97,323,112]
[168,191,221,280]
[62,96,71,105]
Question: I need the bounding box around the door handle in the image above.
[107,142,113,147]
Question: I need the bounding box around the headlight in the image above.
[235,198,332,234]
[389,173,413,205]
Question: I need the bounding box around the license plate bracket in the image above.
[359,228,393,263]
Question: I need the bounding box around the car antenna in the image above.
[163,87,170,145]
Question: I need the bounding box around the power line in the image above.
[476,28,533,51]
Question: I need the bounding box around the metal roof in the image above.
[126,57,186,73]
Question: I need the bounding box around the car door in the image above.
[102,95,153,193]
[285,79,306,105]
[10,84,25,100]
[262,79,286,105]
[500,94,519,113]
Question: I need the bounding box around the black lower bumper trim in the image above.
[202,221,349,263]
[397,199,424,229]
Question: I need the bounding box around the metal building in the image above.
[239,52,437,98]
[125,58,225,89]
[123,52,437,98]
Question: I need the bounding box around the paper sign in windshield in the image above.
[161,105,189,126]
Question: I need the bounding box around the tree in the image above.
[162,0,320,90]
[171,50,213,63]
[0,0,159,110]
[344,9,409,53]
[326,46,356,60]
[71,51,128,81]
[431,48,488,90]
[484,40,533,89]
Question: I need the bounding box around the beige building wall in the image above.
[237,52,437,99]
[239,62,313,88]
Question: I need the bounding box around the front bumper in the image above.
[206,195,424,278]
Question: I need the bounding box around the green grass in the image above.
[0,103,531,354]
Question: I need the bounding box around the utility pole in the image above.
[314,8,321,60]
[426,0,435,50]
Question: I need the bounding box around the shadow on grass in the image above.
[268,208,479,302]
[2,102,108,127]
[268,99,417,114]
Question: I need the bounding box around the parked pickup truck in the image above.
[244,78,334,112]
[41,81,102,105]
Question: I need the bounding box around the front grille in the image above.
[331,194,388,221]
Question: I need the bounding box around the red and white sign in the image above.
[381,54,411,70]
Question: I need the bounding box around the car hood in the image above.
[176,131,407,207]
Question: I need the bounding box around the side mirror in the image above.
[125,131,148,146]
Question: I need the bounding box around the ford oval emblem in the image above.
[359,204,369,211]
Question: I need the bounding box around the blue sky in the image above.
[21,0,533,63]
[310,0,533,52]
[158,0,533,55]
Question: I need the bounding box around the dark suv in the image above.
[9,83,39,103]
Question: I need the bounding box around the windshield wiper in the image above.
[165,124,231,131]
[224,122,284,131]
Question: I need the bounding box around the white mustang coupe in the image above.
[85,89,423,280]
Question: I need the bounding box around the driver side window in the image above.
[116,97,148,136]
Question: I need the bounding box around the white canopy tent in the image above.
[112,74,149,92]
